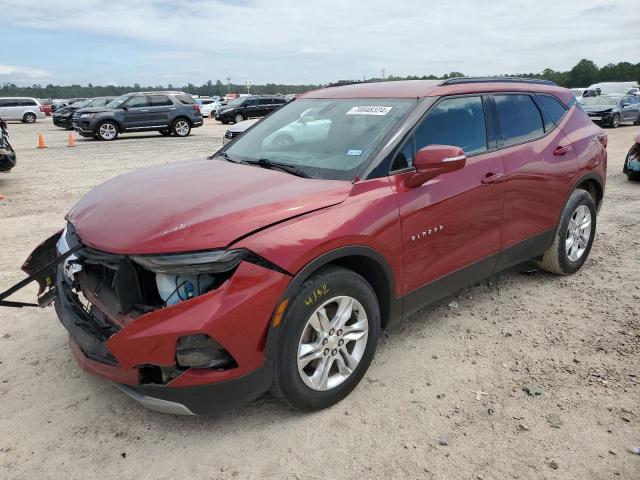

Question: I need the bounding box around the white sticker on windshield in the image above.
[346,106,392,116]
[346,149,363,156]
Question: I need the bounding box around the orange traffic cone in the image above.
[37,134,46,149]
[67,132,75,147]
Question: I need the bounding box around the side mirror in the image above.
[122,105,129,111]
[404,145,466,188]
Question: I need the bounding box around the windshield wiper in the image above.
[245,158,310,178]
[214,151,245,164]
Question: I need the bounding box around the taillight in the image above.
[193,104,200,113]
[597,132,608,149]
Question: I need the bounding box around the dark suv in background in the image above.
[72,91,203,141]
[215,95,286,124]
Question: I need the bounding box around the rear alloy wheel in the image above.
[610,114,620,128]
[97,121,118,141]
[234,113,245,124]
[23,112,37,123]
[272,266,380,410]
[537,189,596,275]
[172,119,191,137]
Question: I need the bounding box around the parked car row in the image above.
[53,97,116,129]
[581,93,640,128]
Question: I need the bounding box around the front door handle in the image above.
[481,172,504,184]
[553,145,573,156]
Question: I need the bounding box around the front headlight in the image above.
[80,113,96,118]
[131,249,245,274]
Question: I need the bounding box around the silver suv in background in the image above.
[0,97,46,123]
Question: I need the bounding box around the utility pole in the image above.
[226,77,231,93]
[382,68,386,80]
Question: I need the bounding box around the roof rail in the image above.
[440,77,557,86]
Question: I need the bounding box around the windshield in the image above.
[222,98,416,180]
[72,99,91,108]
[106,94,129,109]
[582,95,620,106]
[226,97,245,107]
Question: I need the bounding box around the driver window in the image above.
[126,96,149,108]
[415,96,487,155]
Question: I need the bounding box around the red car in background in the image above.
[11,78,606,414]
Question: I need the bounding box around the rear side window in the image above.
[20,99,37,106]
[415,96,487,155]
[0,99,20,107]
[537,94,567,125]
[149,95,173,106]
[176,94,196,105]
[494,94,544,146]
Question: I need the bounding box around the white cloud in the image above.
[0,64,51,79]
[1,0,639,84]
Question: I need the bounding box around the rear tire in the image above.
[537,189,596,275]
[23,112,36,123]
[96,121,118,141]
[271,266,380,411]
[172,118,191,137]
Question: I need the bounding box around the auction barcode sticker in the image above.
[346,106,392,116]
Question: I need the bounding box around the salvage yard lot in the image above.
[0,118,639,479]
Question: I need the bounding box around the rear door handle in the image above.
[553,145,572,156]
[481,172,504,184]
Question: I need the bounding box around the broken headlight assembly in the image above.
[131,250,245,306]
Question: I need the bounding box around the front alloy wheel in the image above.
[97,121,118,141]
[272,266,380,410]
[297,296,369,391]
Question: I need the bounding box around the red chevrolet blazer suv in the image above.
[9,78,607,415]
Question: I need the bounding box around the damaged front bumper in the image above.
[2,228,292,414]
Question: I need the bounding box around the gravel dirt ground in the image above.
[0,117,638,480]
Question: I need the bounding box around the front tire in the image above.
[172,118,191,137]
[96,121,118,141]
[23,112,37,123]
[537,189,596,275]
[610,114,620,128]
[272,266,380,410]
[234,113,245,124]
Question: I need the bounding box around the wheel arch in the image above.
[172,115,192,126]
[265,246,401,361]
[574,172,604,212]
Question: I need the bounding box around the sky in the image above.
[1,0,639,87]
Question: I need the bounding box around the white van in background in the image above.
[587,82,639,96]
[0,97,46,123]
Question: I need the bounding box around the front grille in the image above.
[224,130,241,140]
[57,274,120,365]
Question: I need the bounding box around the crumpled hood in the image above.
[582,105,615,113]
[68,159,352,254]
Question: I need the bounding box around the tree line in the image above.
[1,59,638,99]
